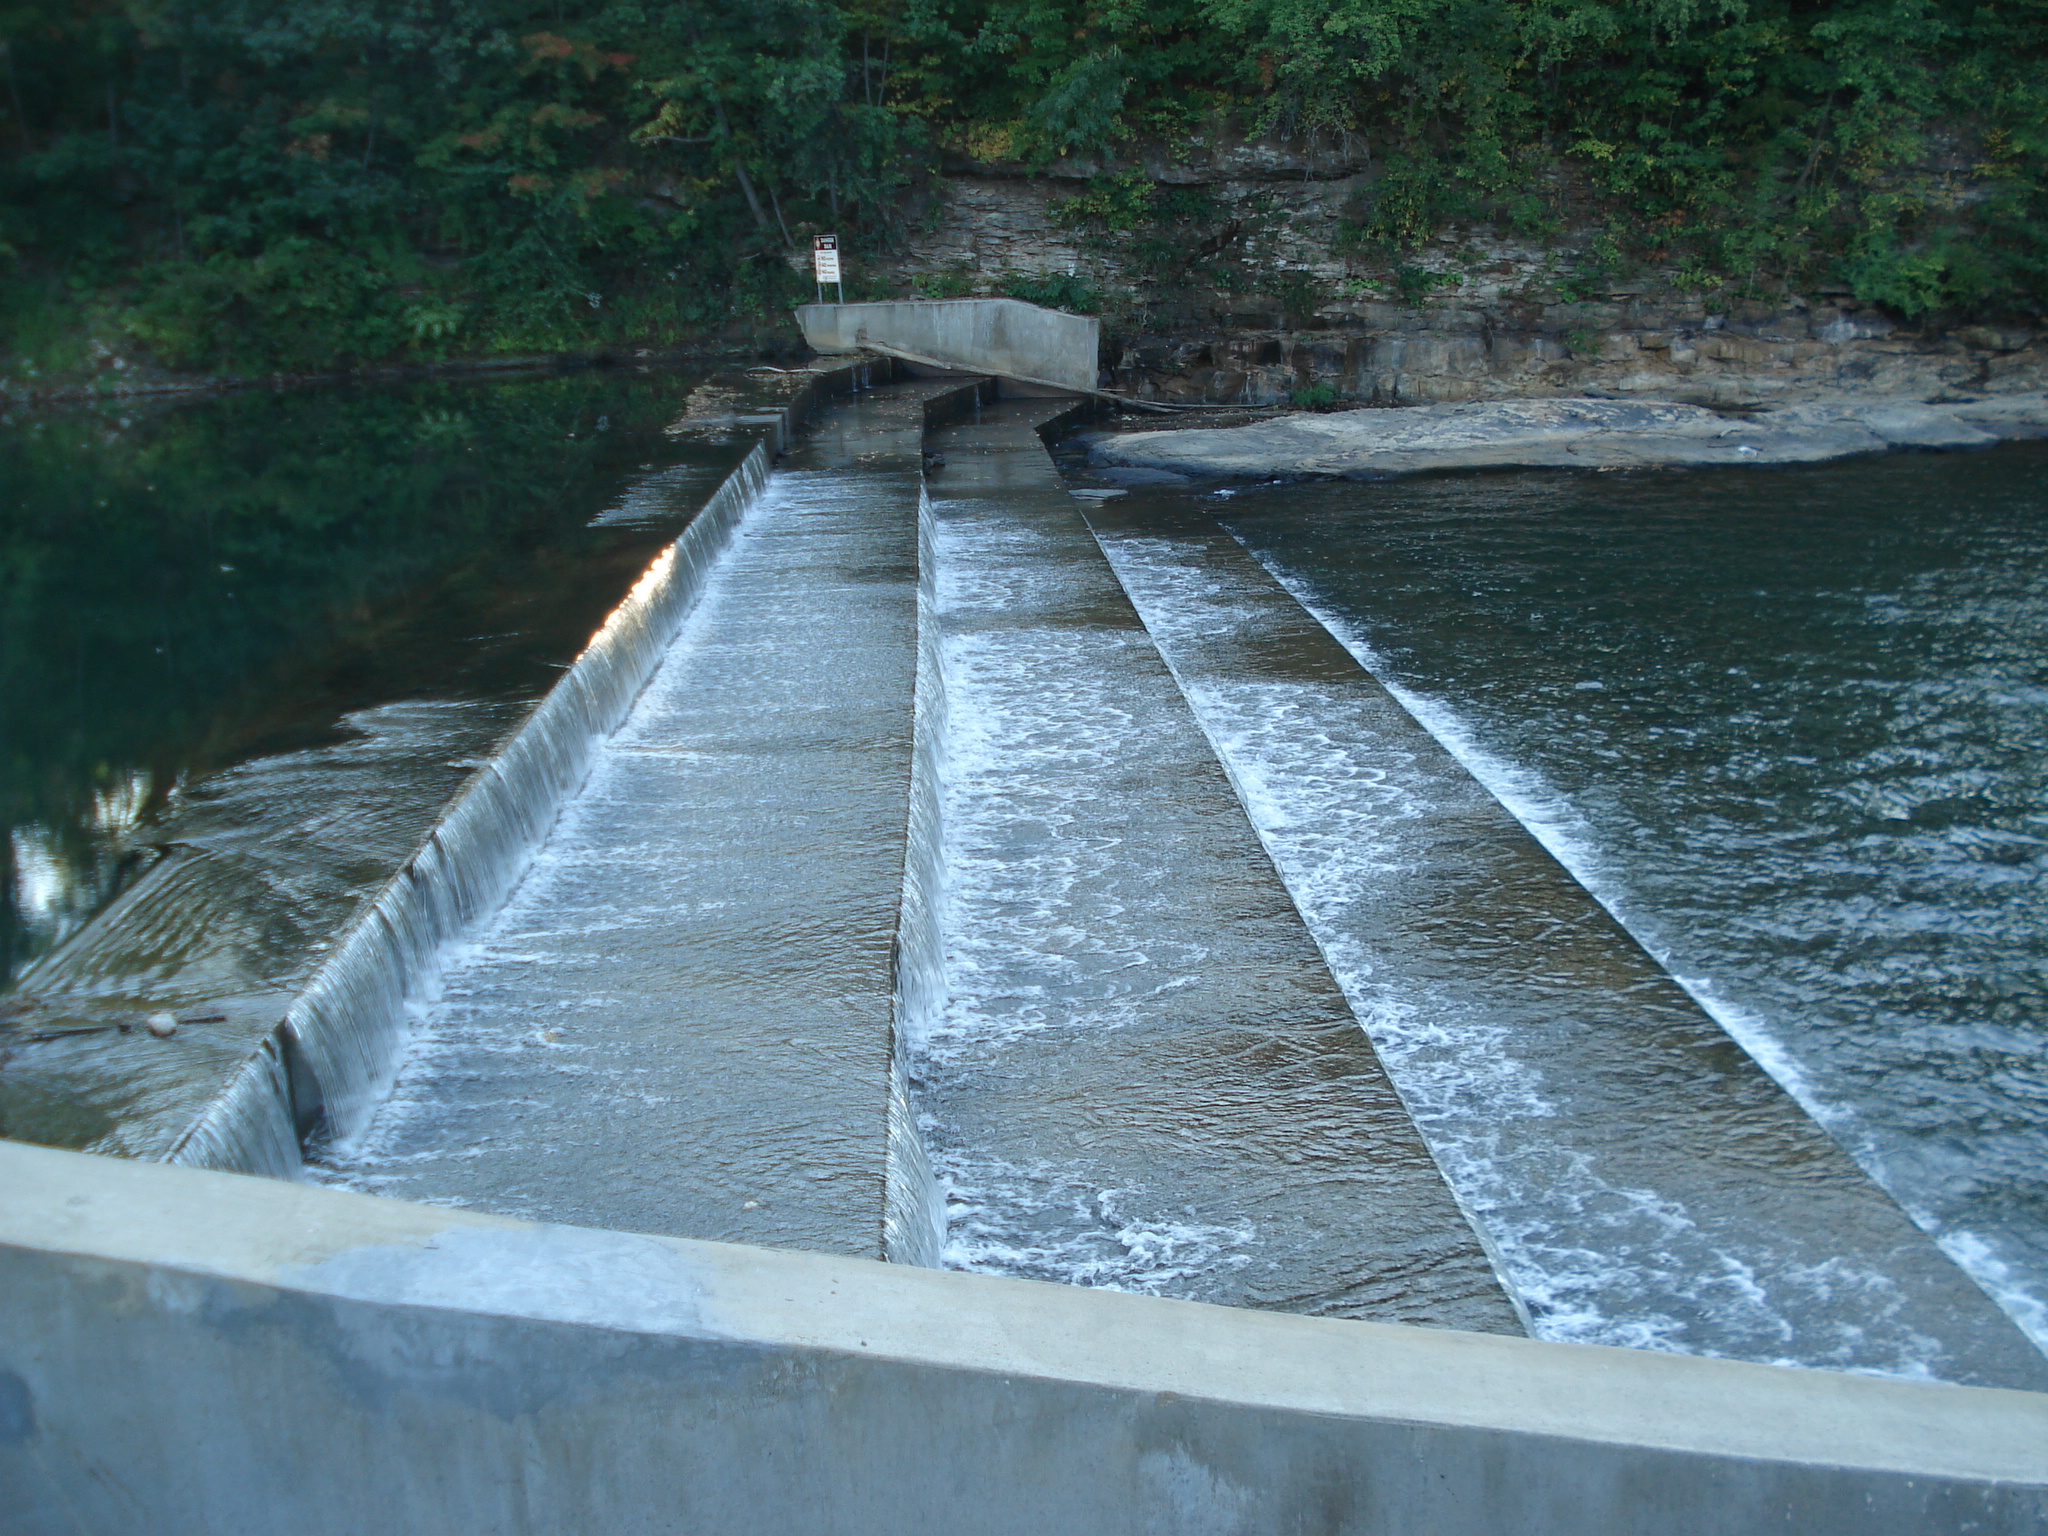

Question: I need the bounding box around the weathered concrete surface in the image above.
[1090,393,2048,480]
[798,298,1100,393]
[4,1142,2046,1535]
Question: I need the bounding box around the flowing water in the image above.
[912,404,1521,1332]
[13,369,2044,1383]
[1077,490,2045,1386]
[1185,444,2048,1366]
[333,393,1524,1333]
[325,385,947,1259]
[0,369,745,1153]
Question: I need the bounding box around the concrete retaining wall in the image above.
[797,298,1100,393]
[3,1141,2043,1535]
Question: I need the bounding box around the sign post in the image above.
[812,234,843,304]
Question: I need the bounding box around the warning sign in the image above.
[812,234,842,286]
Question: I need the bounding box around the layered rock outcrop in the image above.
[1101,304,2045,410]
[876,136,2047,409]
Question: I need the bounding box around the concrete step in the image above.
[1075,489,2048,1390]
[911,399,1523,1332]
[327,382,971,1258]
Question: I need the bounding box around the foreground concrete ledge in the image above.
[1089,392,2048,481]
[4,1142,2046,1534]
[798,298,1100,394]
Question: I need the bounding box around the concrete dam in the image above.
[4,346,2046,1531]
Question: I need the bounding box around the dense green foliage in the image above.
[1,0,2041,374]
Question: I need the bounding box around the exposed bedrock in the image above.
[1102,309,2048,409]
[1087,392,2048,480]
[872,153,2048,409]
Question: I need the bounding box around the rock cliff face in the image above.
[1101,303,2046,410]
[875,137,2047,409]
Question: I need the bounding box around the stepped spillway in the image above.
[1072,491,2048,1391]
[328,385,951,1257]
[911,402,1522,1331]
[300,378,2044,1381]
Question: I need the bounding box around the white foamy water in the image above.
[908,435,1526,1336]
[319,383,947,1261]
[914,515,1262,1283]
[319,479,798,1204]
[1240,559,1888,1130]
[1349,638,2048,1362]
[1087,527,2011,1377]
[319,483,787,1197]
[1277,583,1846,1128]
[1207,451,2048,1374]
[937,1150,1258,1293]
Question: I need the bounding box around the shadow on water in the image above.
[0,369,735,991]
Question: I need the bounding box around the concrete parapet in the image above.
[5,1140,2045,1534]
[797,298,1100,393]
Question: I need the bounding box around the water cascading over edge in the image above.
[882,476,952,1266]
[162,366,878,1177]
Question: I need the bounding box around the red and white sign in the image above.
[812,234,842,285]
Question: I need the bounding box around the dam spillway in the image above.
[329,382,951,1256]
[7,366,2047,1398]
[312,377,2041,1384]
[328,384,1522,1329]
[1077,494,2045,1384]
[910,403,1518,1329]
[0,368,785,1171]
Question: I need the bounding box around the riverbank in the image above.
[1096,303,2048,411]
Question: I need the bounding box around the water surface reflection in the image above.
[0,370,734,988]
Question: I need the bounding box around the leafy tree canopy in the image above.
[1,0,2040,373]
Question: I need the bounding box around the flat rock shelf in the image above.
[1088,393,2048,481]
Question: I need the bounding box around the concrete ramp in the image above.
[797,298,1099,393]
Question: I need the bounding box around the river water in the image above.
[0,369,737,1147]
[9,371,2043,1379]
[1204,443,2048,1357]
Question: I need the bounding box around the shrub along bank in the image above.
[2,0,2043,387]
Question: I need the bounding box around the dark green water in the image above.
[1225,442,2048,1354]
[0,368,734,990]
